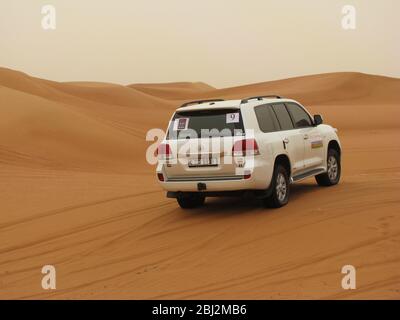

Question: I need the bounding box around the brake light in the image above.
[157,173,165,181]
[232,139,260,156]
[157,143,172,159]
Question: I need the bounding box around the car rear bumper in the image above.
[157,160,272,193]
[158,175,256,192]
[156,151,273,194]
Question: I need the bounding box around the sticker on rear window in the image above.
[226,112,240,123]
[173,118,189,130]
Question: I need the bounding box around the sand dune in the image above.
[0,68,399,299]
[129,82,214,100]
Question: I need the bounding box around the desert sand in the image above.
[0,68,399,299]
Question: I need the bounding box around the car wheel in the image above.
[315,149,341,186]
[176,193,205,209]
[264,165,290,208]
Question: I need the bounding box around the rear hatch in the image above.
[163,108,245,180]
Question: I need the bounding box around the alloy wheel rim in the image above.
[327,156,338,181]
[276,173,287,202]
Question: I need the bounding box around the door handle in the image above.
[283,138,289,144]
[303,134,309,140]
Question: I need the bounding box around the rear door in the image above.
[271,103,305,174]
[253,103,281,156]
[165,108,245,178]
[285,102,324,170]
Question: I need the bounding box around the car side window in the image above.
[254,104,280,133]
[286,103,313,128]
[271,103,294,130]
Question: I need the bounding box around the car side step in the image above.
[291,168,326,183]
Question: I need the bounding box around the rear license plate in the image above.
[188,157,218,167]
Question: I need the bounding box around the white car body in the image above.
[156,96,341,206]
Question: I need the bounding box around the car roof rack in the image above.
[241,95,282,103]
[179,99,225,108]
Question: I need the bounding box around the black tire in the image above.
[315,149,341,186]
[263,165,290,208]
[176,193,205,209]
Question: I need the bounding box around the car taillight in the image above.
[157,143,172,159]
[157,173,165,181]
[232,138,260,156]
[243,172,252,179]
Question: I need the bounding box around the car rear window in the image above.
[167,109,245,139]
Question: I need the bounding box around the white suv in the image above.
[156,96,341,209]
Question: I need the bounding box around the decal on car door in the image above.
[311,138,323,149]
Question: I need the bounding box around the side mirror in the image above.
[313,114,323,126]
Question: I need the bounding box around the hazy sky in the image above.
[0,0,399,87]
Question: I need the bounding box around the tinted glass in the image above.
[272,103,294,130]
[254,104,279,133]
[286,103,312,128]
[167,109,245,139]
